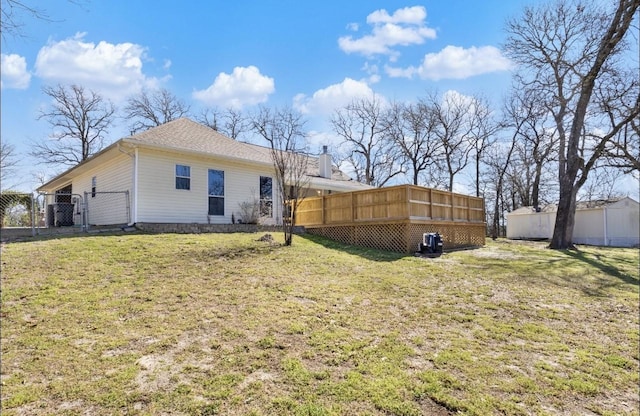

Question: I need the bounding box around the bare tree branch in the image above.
[1,0,86,40]
[124,88,190,134]
[0,141,18,187]
[30,84,116,167]
[198,107,249,140]
[331,95,403,187]
[250,106,309,246]
[384,100,442,186]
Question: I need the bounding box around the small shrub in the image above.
[238,200,260,224]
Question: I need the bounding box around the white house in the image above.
[37,118,371,227]
[506,197,640,247]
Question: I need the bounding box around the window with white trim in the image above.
[208,169,224,215]
[176,165,190,190]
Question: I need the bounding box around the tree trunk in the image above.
[532,164,542,208]
[476,154,481,197]
[551,180,578,248]
[549,0,638,249]
[491,189,501,240]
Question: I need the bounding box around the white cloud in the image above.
[338,6,436,59]
[367,6,428,25]
[34,33,158,101]
[293,78,375,115]
[361,62,381,84]
[386,45,513,80]
[1,54,31,89]
[192,66,274,109]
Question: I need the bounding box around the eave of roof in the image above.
[36,141,123,192]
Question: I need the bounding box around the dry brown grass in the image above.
[1,233,638,415]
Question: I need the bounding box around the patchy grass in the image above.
[1,233,638,415]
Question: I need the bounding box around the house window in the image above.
[91,176,97,198]
[208,169,224,216]
[260,176,273,217]
[176,165,190,190]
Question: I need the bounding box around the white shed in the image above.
[506,197,639,247]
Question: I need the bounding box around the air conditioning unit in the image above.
[418,232,443,257]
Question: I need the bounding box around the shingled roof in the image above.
[126,118,355,182]
[37,118,369,192]
[127,118,270,163]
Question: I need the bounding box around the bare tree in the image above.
[427,91,475,192]
[124,88,190,134]
[508,87,558,208]
[485,139,517,239]
[504,0,639,249]
[30,84,115,167]
[198,107,249,140]
[385,100,442,186]
[468,95,501,197]
[251,106,309,246]
[332,95,403,187]
[1,141,18,188]
[485,89,541,239]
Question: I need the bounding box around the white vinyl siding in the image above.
[69,153,134,225]
[136,148,281,225]
[572,209,604,245]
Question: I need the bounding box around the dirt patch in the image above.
[256,233,276,243]
[238,370,278,389]
[466,245,523,259]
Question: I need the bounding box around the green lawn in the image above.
[1,232,638,415]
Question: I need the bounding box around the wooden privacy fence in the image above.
[296,184,485,253]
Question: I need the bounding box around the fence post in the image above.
[351,192,356,222]
[429,188,433,219]
[84,192,90,232]
[450,192,454,221]
[30,193,36,237]
[125,190,131,225]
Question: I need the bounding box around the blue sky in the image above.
[2,0,637,198]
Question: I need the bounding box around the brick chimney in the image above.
[319,145,332,179]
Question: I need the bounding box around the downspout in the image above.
[31,192,36,237]
[133,147,139,225]
[118,143,138,226]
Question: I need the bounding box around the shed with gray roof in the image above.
[506,197,639,247]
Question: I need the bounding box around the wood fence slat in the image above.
[296,184,485,252]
